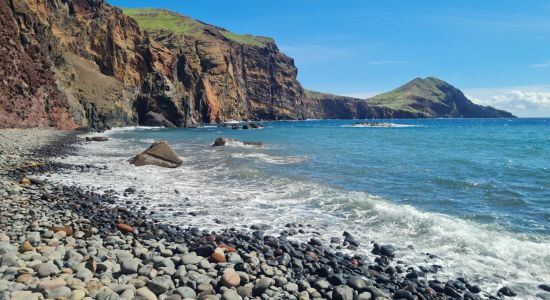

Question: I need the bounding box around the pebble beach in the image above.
[0,129,531,300]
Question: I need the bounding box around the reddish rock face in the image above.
[0,1,76,129]
[0,0,413,129]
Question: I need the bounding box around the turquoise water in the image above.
[48,118,550,296]
[116,118,550,235]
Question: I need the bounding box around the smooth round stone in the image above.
[46,286,72,299]
[120,289,135,299]
[71,289,86,300]
[136,287,158,300]
[357,292,372,300]
[260,264,274,277]
[120,258,139,274]
[181,253,202,265]
[284,282,299,293]
[37,278,66,290]
[198,259,210,269]
[75,268,94,281]
[37,262,60,277]
[11,291,43,300]
[333,285,354,300]
[146,277,172,295]
[15,274,33,285]
[175,286,196,299]
[348,276,370,291]
[227,253,243,263]
[253,278,273,296]
[313,279,330,290]
[222,289,242,300]
[222,269,241,287]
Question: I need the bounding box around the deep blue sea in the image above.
[49,118,550,297]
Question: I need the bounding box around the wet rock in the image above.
[130,141,183,168]
[498,286,517,297]
[88,136,109,142]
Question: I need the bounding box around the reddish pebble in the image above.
[50,227,73,236]
[211,252,226,263]
[218,243,236,253]
[116,223,134,234]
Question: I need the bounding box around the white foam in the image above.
[231,153,306,165]
[343,123,421,128]
[224,140,265,149]
[43,135,550,299]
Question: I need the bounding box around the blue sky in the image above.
[110,0,550,117]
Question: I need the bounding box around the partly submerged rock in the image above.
[212,137,263,147]
[130,141,183,168]
[86,136,109,142]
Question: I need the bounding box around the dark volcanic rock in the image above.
[130,141,183,168]
[143,111,176,128]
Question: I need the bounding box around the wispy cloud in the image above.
[530,62,550,68]
[466,86,550,117]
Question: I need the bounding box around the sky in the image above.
[110,0,550,117]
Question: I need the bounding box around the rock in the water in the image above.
[540,285,550,292]
[498,286,517,297]
[213,138,229,146]
[130,141,183,168]
[88,136,109,142]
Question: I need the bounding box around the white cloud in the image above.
[466,86,550,117]
[530,62,550,68]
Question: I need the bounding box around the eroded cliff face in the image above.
[0,1,513,130]
[0,0,75,129]
[1,0,310,129]
[1,0,180,129]
[148,29,305,125]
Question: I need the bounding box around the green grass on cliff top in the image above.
[122,8,273,47]
[368,77,449,112]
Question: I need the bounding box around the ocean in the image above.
[48,118,550,298]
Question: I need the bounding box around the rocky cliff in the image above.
[0,1,514,130]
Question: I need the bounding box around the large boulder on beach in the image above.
[130,141,182,168]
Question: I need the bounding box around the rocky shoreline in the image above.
[0,130,520,300]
